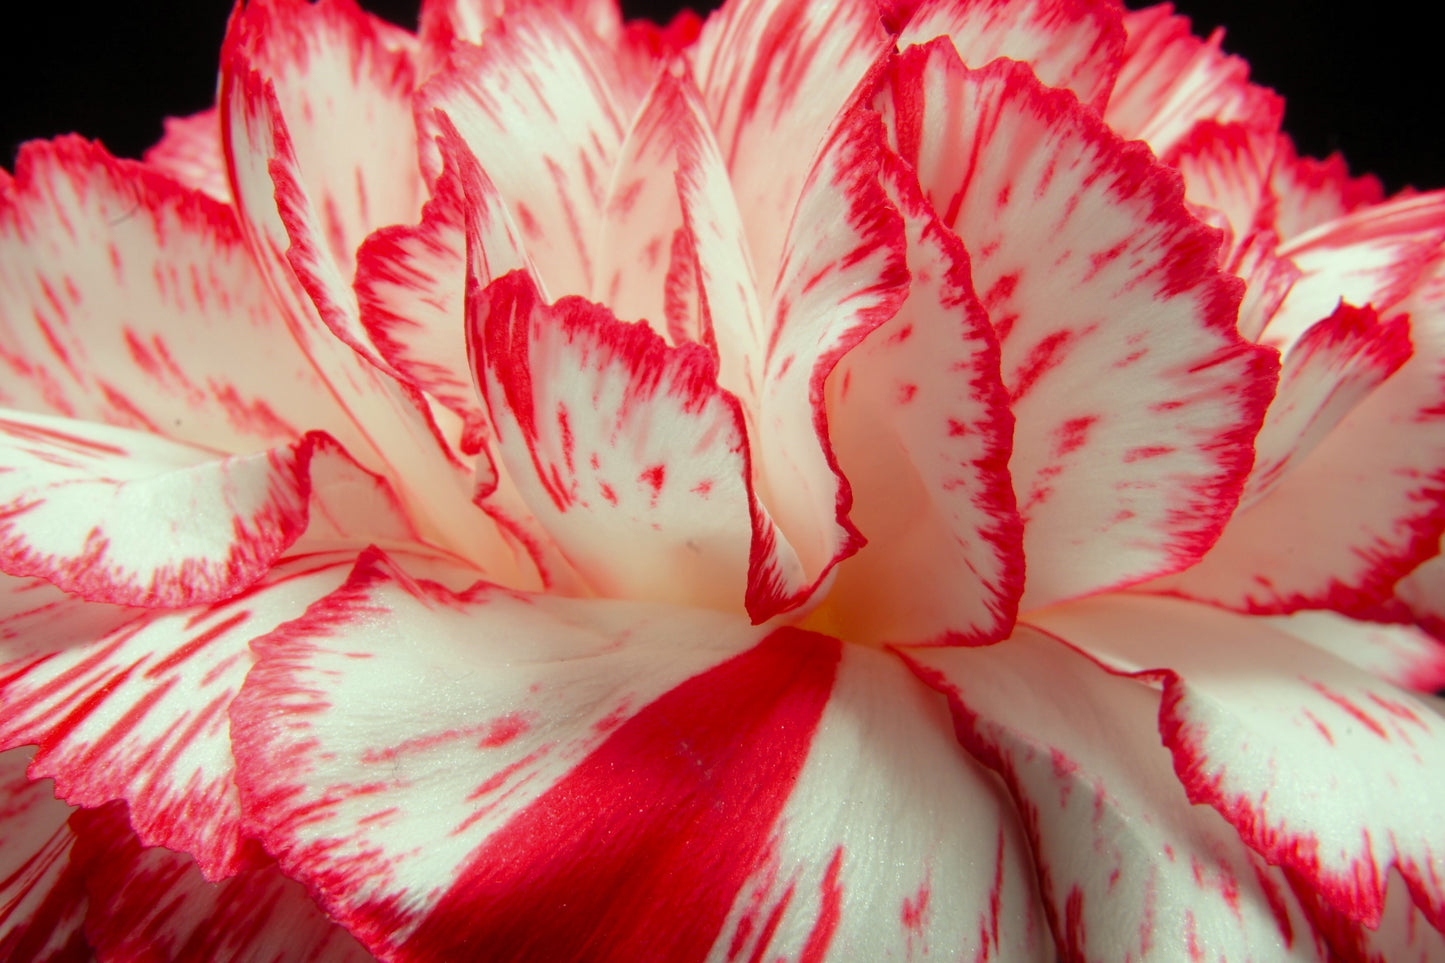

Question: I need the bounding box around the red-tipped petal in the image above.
[897,0,1125,109]
[824,152,1022,647]
[1029,594,1445,935]
[691,0,890,287]
[143,108,230,204]
[906,630,1330,962]
[1270,133,1387,245]
[1241,304,1412,510]
[222,27,525,578]
[0,137,338,453]
[69,803,374,963]
[0,414,409,607]
[1103,4,1282,160]
[0,748,89,963]
[355,113,533,454]
[879,45,1275,610]
[416,4,627,298]
[1262,191,1445,351]
[744,106,910,620]
[1167,120,1277,261]
[470,270,770,611]
[0,552,367,879]
[1159,235,1445,614]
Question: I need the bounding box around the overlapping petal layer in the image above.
[1028,595,1445,932]
[907,631,1329,961]
[0,413,407,607]
[0,553,359,878]
[873,42,1275,609]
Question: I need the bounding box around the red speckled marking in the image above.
[395,628,840,962]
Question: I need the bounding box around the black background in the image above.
[2,1,1440,193]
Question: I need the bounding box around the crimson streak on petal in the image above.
[397,627,839,962]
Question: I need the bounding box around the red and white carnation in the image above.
[2,0,1443,959]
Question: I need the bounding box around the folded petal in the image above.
[143,108,230,203]
[417,0,624,75]
[0,137,336,453]
[68,803,374,963]
[415,4,627,298]
[876,45,1275,610]
[355,113,533,454]
[592,68,712,338]
[691,0,890,287]
[1262,609,1445,695]
[0,551,367,879]
[1103,3,1282,160]
[222,24,526,579]
[1028,594,1445,933]
[896,0,1126,108]
[0,411,412,606]
[1240,303,1412,510]
[1157,244,1445,613]
[231,549,1048,960]
[744,107,909,619]
[470,270,775,611]
[823,151,1022,646]
[0,747,89,963]
[1263,191,1445,351]
[1270,133,1386,245]
[906,628,1329,962]
[1167,120,1277,261]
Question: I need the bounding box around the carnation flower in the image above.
[2,0,1443,959]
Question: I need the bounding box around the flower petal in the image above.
[222,23,526,579]
[0,412,411,607]
[0,551,365,878]
[905,629,1329,962]
[1240,303,1412,510]
[1293,867,1445,963]
[1167,120,1276,260]
[1270,133,1386,245]
[415,4,627,298]
[231,550,808,958]
[896,0,1125,109]
[417,0,623,73]
[470,270,775,611]
[0,747,89,963]
[143,108,229,204]
[1157,240,1445,613]
[591,68,712,339]
[1262,191,1445,351]
[877,44,1275,610]
[355,113,532,454]
[0,137,332,453]
[1262,609,1445,695]
[1103,3,1282,160]
[690,0,890,287]
[69,803,374,963]
[231,549,1048,960]
[709,643,1051,962]
[823,151,1022,646]
[743,106,909,619]
[1028,594,1445,933]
